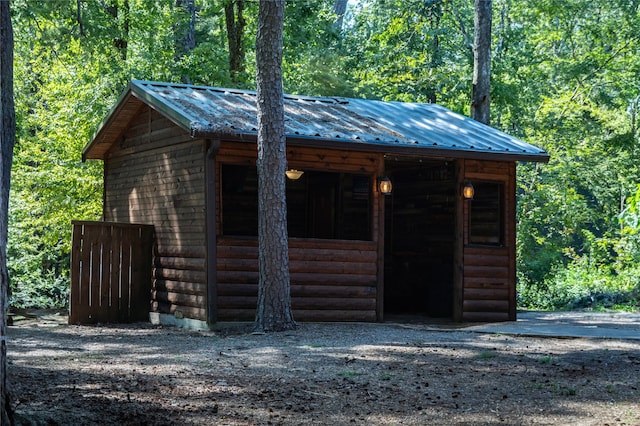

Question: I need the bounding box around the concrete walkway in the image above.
[463,311,640,340]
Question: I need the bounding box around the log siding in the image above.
[214,142,382,322]
[93,103,523,326]
[103,106,208,321]
[461,160,516,321]
[217,237,378,321]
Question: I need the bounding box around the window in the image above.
[221,164,372,240]
[468,182,504,246]
[221,164,258,236]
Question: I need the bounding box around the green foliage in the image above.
[7,0,640,311]
[340,0,473,106]
[509,0,640,311]
[282,1,354,96]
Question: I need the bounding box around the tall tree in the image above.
[175,1,196,55]
[224,0,246,84]
[471,0,491,124]
[0,0,15,422]
[254,0,295,333]
[332,0,348,31]
[175,0,197,83]
[105,0,130,61]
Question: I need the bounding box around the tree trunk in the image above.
[332,0,348,31]
[0,0,15,422]
[471,0,492,125]
[254,0,295,333]
[106,0,129,61]
[77,0,85,36]
[175,0,196,55]
[175,0,196,84]
[428,0,444,104]
[224,0,246,84]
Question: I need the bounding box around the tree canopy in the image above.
[7,0,640,311]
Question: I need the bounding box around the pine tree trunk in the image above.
[254,0,295,333]
[471,0,492,125]
[0,0,15,422]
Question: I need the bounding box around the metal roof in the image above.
[83,80,549,162]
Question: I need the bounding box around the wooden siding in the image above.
[97,106,519,324]
[461,160,516,321]
[214,142,382,322]
[104,106,207,321]
[217,237,378,321]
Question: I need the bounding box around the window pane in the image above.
[340,174,371,240]
[288,171,371,240]
[221,164,371,240]
[221,164,258,236]
[469,182,503,245]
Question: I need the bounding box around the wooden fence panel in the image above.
[69,221,154,324]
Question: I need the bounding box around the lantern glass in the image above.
[463,182,474,199]
[379,177,392,195]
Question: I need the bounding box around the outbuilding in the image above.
[77,80,549,329]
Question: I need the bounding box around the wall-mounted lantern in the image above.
[285,169,304,180]
[462,182,475,200]
[378,176,393,195]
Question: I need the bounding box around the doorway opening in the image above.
[383,158,456,319]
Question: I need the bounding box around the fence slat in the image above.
[69,221,154,325]
[69,223,84,324]
[96,224,112,323]
[89,226,102,322]
[108,226,123,323]
[119,228,133,323]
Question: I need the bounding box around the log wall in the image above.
[98,108,519,324]
[461,159,516,321]
[104,106,208,321]
[215,142,382,321]
[217,237,378,321]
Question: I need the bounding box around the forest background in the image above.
[8,0,640,312]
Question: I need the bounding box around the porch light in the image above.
[378,177,393,195]
[462,182,475,200]
[285,169,304,180]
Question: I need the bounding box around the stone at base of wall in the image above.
[149,312,211,331]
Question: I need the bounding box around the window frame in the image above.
[219,162,374,241]
[467,180,505,247]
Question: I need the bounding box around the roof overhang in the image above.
[83,80,550,163]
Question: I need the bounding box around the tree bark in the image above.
[254,0,295,333]
[224,0,246,84]
[175,0,196,84]
[175,0,196,55]
[471,0,492,125]
[332,0,348,31]
[0,0,15,422]
[77,0,85,36]
[106,0,129,60]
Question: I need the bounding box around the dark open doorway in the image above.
[384,158,456,318]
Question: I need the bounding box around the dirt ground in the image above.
[6,313,640,425]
